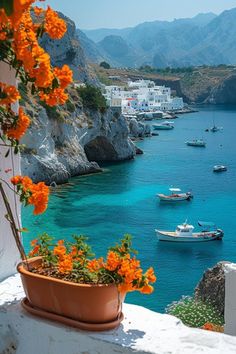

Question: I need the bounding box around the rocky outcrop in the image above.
[129,118,151,138]
[206,74,236,104]
[194,262,229,316]
[21,89,135,185]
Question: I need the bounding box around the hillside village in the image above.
[103,79,184,114]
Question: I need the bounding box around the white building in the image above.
[104,80,184,113]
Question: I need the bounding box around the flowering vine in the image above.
[0,0,73,153]
[0,0,72,260]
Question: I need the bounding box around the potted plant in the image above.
[16,233,156,330]
[0,1,156,331]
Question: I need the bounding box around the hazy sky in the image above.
[42,0,236,29]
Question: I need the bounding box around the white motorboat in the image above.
[186,139,206,147]
[157,188,193,202]
[155,221,223,242]
[213,165,227,172]
[152,121,174,130]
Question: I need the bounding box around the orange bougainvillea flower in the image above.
[54,65,73,89]
[87,258,104,273]
[10,175,49,215]
[0,82,21,106]
[5,107,30,141]
[58,254,73,273]
[140,284,154,294]
[45,6,67,40]
[105,251,121,271]
[0,8,10,40]
[10,0,35,25]
[11,175,23,185]
[33,6,45,16]
[145,267,156,283]
[53,240,67,258]
[28,244,40,257]
[28,181,50,214]
[202,323,215,331]
[202,323,224,332]
[30,239,38,247]
[118,282,134,293]
[39,87,68,106]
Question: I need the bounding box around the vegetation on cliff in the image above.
[76,84,107,113]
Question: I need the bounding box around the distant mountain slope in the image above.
[82,27,132,43]
[98,35,143,67]
[79,10,236,68]
[76,29,106,64]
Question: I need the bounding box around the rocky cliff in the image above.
[21,87,135,185]
[39,13,96,83]
[20,13,136,184]
[207,74,236,104]
[194,262,229,316]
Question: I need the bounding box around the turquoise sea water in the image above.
[22,105,236,313]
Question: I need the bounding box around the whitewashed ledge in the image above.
[1,274,236,354]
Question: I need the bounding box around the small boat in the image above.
[152,121,174,130]
[210,125,220,132]
[155,221,223,242]
[157,188,193,202]
[210,123,222,132]
[186,139,206,147]
[213,165,227,172]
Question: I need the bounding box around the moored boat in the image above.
[210,122,222,132]
[186,139,206,147]
[155,221,223,242]
[157,188,193,202]
[152,121,174,130]
[213,165,227,172]
[210,125,220,132]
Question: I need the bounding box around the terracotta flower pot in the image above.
[17,257,125,330]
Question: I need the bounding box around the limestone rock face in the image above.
[39,13,96,83]
[21,102,135,184]
[194,262,229,316]
[207,74,236,104]
[129,118,151,138]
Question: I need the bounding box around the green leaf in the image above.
[52,77,59,90]
[4,149,10,158]
[0,0,13,16]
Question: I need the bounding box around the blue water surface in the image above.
[22,105,236,313]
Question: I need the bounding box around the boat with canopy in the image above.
[156,221,223,242]
[157,188,193,202]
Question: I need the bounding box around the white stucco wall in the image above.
[1,274,236,354]
[224,263,236,336]
[0,62,21,281]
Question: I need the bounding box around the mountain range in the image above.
[76,9,236,68]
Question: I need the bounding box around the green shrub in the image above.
[77,84,107,113]
[99,61,110,69]
[166,296,224,328]
[66,100,76,113]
